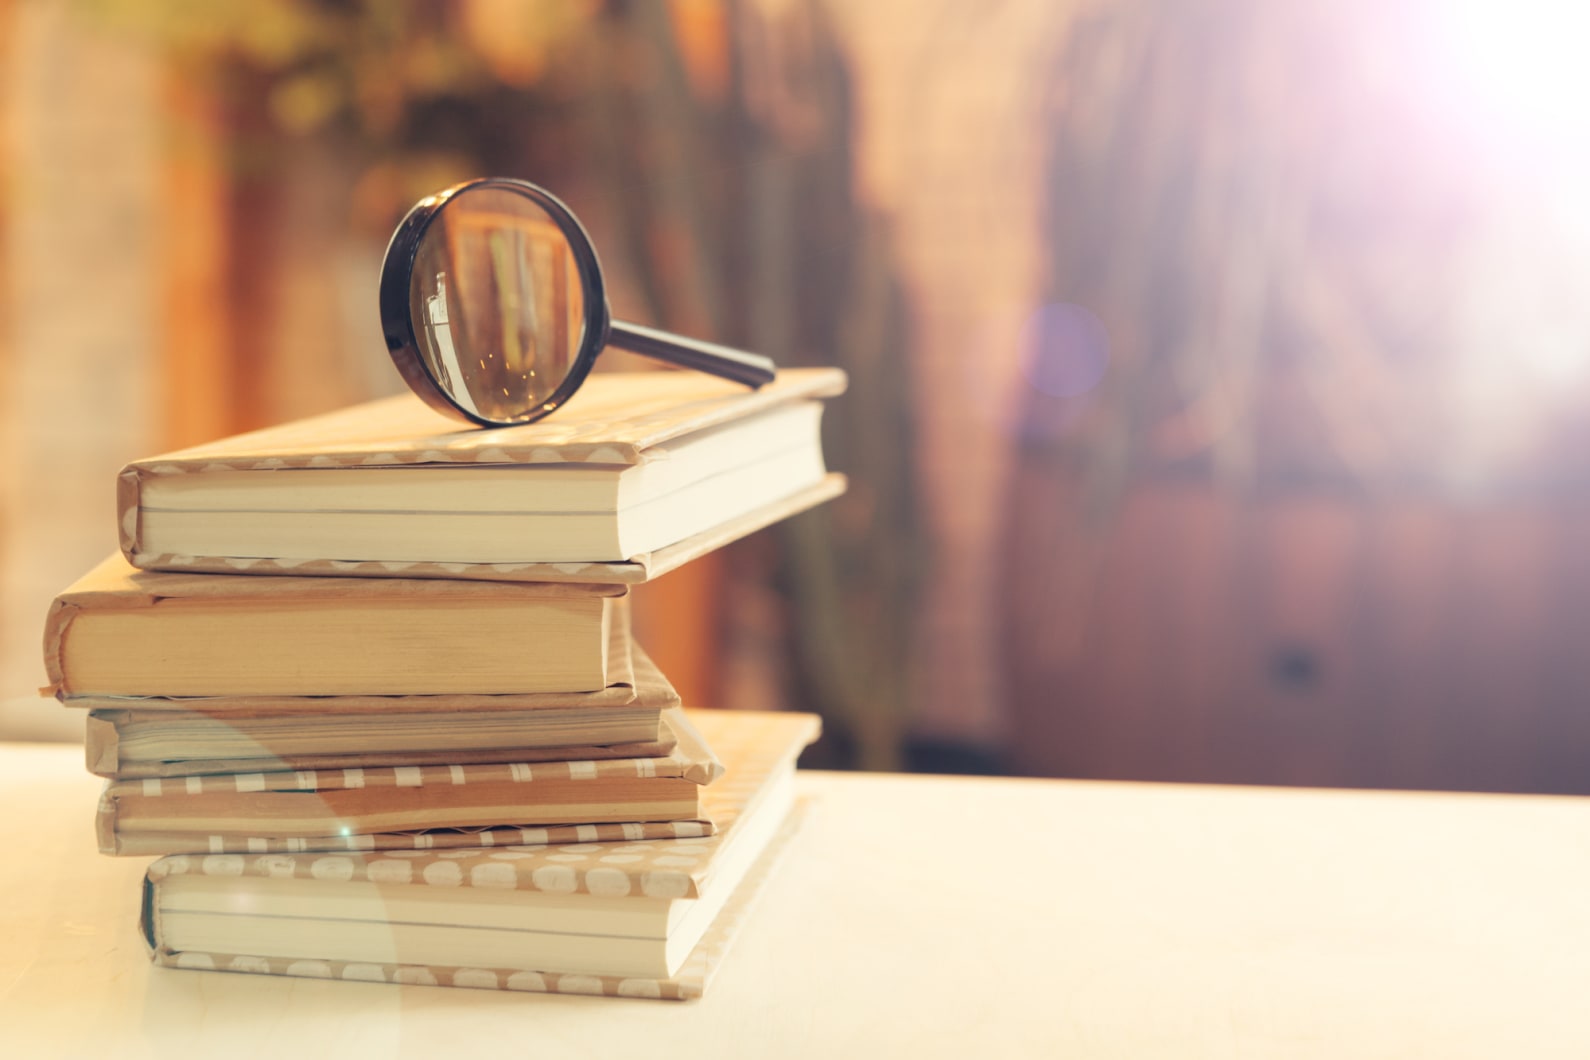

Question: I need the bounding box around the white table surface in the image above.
[2,741,1588,1058]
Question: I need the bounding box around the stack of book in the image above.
[44,368,845,1000]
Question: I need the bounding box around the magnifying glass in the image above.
[378,177,777,428]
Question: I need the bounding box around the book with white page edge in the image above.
[117,368,847,577]
[142,709,821,995]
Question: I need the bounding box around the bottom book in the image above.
[141,709,819,1000]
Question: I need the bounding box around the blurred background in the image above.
[6,0,1590,794]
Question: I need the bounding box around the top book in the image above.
[120,368,846,583]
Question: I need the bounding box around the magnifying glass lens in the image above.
[383,178,775,427]
[407,185,586,423]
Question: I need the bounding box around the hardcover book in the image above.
[81,640,680,779]
[45,554,622,699]
[85,708,673,779]
[117,368,847,581]
[98,709,726,856]
[56,596,657,712]
[143,708,820,997]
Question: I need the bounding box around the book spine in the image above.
[95,784,123,855]
[84,713,121,776]
[139,874,160,952]
[40,599,78,697]
[117,465,144,561]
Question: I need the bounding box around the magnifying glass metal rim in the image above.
[377,177,613,429]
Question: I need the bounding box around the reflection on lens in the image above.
[408,186,585,423]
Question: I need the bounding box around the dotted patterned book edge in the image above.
[114,816,716,858]
[131,710,817,893]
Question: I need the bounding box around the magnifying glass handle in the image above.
[607,320,776,388]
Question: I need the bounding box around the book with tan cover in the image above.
[117,815,719,858]
[85,681,683,783]
[45,554,623,699]
[117,368,847,581]
[81,636,679,779]
[146,803,807,1000]
[58,595,654,713]
[98,708,730,856]
[143,709,820,997]
[85,709,675,780]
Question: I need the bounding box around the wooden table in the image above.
[2,741,1587,1058]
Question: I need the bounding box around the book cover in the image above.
[147,802,807,1001]
[44,554,622,699]
[116,816,719,858]
[80,635,679,779]
[127,474,845,585]
[98,707,726,856]
[143,709,821,997]
[117,367,847,581]
[86,690,685,782]
[86,715,679,781]
[58,594,655,712]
